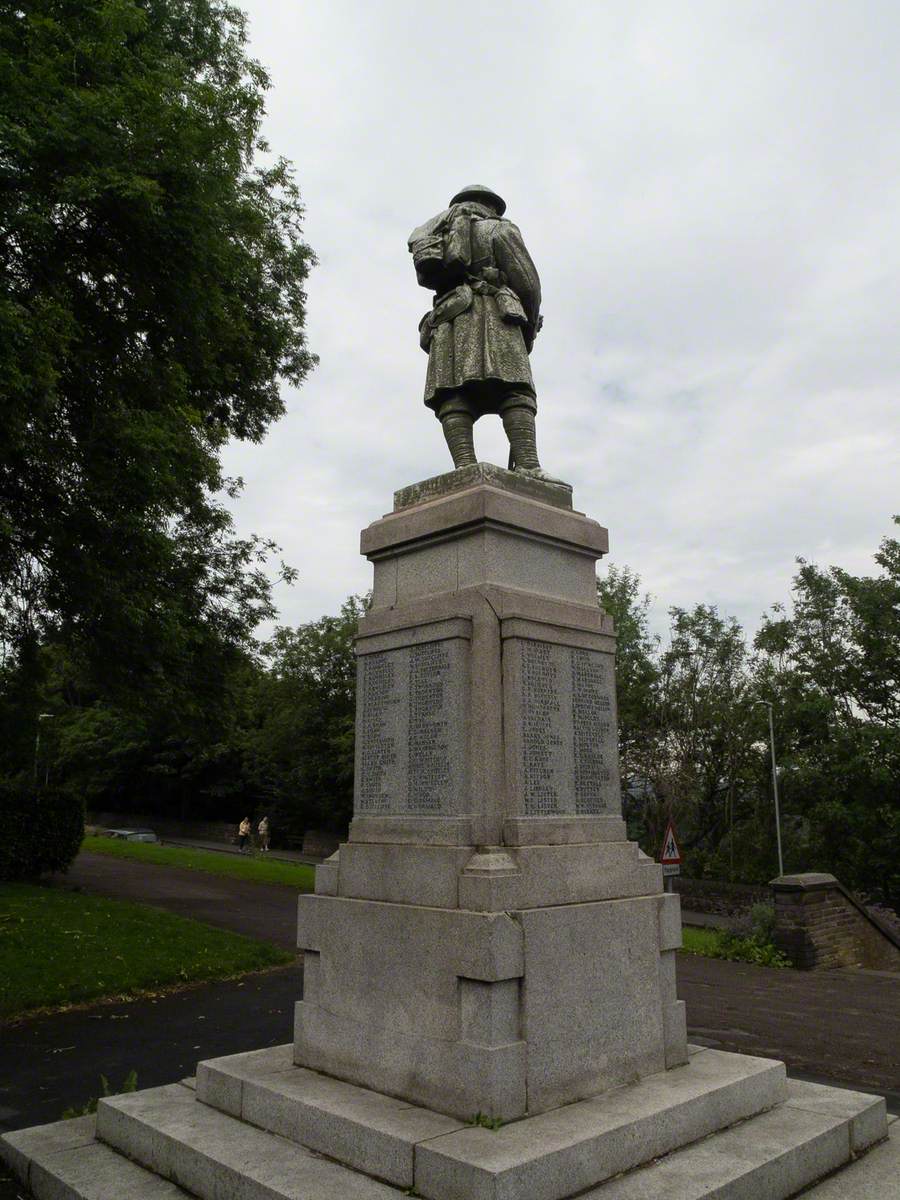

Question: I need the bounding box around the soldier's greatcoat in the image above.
[415,208,542,412]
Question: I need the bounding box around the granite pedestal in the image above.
[294,466,686,1121]
[2,465,893,1199]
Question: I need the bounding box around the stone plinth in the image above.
[294,467,686,1120]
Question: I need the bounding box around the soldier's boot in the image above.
[440,410,477,468]
[502,405,564,483]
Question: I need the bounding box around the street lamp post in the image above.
[755,700,784,878]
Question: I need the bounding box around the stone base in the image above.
[294,887,688,1120]
[3,1047,891,1200]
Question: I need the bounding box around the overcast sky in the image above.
[223,0,899,639]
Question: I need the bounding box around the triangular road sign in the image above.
[660,821,682,865]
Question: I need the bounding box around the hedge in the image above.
[0,780,84,880]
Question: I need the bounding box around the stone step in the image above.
[1,1077,891,1200]
[95,1079,406,1199]
[0,1114,191,1199]
[580,1081,887,1200]
[196,1043,466,1187]
[197,1043,786,1200]
[800,1116,900,1198]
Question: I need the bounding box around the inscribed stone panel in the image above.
[508,638,620,816]
[355,639,468,817]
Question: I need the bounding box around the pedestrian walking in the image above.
[258,815,270,853]
[238,816,251,853]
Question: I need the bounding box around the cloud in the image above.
[223,0,900,639]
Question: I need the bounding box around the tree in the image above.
[647,605,759,866]
[244,597,365,837]
[0,0,315,722]
[597,567,659,839]
[753,517,900,905]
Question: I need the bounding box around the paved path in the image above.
[0,965,302,1136]
[678,951,900,1098]
[51,851,300,949]
[161,836,322,866]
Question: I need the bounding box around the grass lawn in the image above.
[680,926,723,955]
[0,882,292,1020]
[81,835,316,890]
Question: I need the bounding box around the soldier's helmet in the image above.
[449,185,506,215]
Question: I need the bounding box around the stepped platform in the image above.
[3,1046,892,1200]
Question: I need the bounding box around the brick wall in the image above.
[772,873,900,971]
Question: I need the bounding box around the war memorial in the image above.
[2,187,892,1198]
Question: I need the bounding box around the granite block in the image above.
[459,978,520,1046]
[516,897,668,1112]
[295,1000,527,1120]
[502,815,627,845]
[393,463,573,512]
[337,843,471,907]
[0,1115,96,1191]
[195,1057,242,1117]
[585,1102,850,1199]
[784,1078,887,1152]
[314,850,340,896]
[414,1048,785,1200]
[97,1082,406,1199]
[295,894,526,1118]
[458,842,661,912]
[361,484,607,563]
[800,1120,900,1197]
[196,1044,466,1187]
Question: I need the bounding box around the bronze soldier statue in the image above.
[409,185,557,479]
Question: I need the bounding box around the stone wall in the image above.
[672,876,768,917]
[772,873,900,971]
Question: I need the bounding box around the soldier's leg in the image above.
[501,391,565,482]
[436,393,477,468]
[500,390,541,470]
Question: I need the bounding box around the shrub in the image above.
[0,779,84,880]
[681,923,792,968]
[748,901,777,943]
[714,931,792,969]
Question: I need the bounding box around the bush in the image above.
[0,780,84,880]
[749,901,777,943]
[714,931,792,968]
[681,923,792,968]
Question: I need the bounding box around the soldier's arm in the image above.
[494,221,542,337]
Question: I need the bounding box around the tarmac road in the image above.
[2,851,898,1143]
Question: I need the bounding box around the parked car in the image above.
[103,828,159,843]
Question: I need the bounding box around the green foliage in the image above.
[680,925,791,969]
[246,596,365,836]
[471,1112,504,1130]
[82,834,315,889]
[602,517,900,909]
[748,902,777,943]
[0,779,84,880]
[751,516,900,906]
[713,932,792,969]
[0,0,314,713]
[63,1070,138,1119]
[0,882,291,1019]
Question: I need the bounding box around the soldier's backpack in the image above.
[408,206,476,290]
